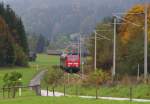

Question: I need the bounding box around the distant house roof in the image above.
[70,33,80,40]
[47,50,62,55]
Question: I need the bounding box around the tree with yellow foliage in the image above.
[117,4,150,75]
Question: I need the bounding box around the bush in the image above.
[44,66,64,87]
[82,69,110,87]
[3,71,22,87]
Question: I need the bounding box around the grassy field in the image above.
[0,96,149,104]
[0,54,59,87]
[30,54,60,68]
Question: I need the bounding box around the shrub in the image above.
[3,71,22,87]
[44,66,64,87]
[82,69,110,87]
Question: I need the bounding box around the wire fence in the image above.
[0,83,149,102]
[42,83,150,101]
[0,85,41,99]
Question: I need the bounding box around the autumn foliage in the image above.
[119,4,150,44]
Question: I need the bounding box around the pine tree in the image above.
[36,35,46,53]
[0,16,15,66]
[0,2,29,67]
[16,18,29,55]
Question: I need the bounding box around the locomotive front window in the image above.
[67,55,79,61]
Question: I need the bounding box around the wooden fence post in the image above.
[52,87,55,96]
[47,86,49,96]
[12,87,16,98]
[130,86,132,102]
[34,85,41,96]
[96,86,98,99]
[3,87,5,98]
[38,85,41,96]
[8,87,10,98]
[76,85,78,96]
[64,84,66,96]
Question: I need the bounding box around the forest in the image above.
[0,2,28,67]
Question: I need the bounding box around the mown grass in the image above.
[0,96,149,104]
[30,54,60,69]
[0,54,59,87]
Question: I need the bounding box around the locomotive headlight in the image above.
[74,63,79,67]
[68,64,71,67]
[68,63,72,67]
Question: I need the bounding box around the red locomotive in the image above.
[60,46,80,73]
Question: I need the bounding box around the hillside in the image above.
[3,0,146,41]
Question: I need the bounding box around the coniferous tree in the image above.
[0,16,16,66]
[36,35,46,53]
[0,2,29,67]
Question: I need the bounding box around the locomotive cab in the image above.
[60,53,80,73]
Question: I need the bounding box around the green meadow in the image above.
[0,54,59,87]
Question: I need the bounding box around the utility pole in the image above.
[78,34,80,56]
[144,2,148,81]
[113,5,148,81]
[112,17,117,80]
[79,34,83,78]
[137,64,140,81]
[94,31,97,72]
[93,30,111,72]
[80,34,82,65]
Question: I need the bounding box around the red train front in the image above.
[60,53,80,73]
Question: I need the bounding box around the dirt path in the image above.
[29,70,47,86]
[41,90,64,97]
[40,90,150,102]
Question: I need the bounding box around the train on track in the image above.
[60,44,80,73]
[60,53,80,73]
